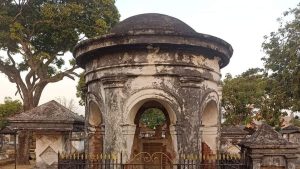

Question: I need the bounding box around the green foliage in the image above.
[0,0,119,110]
[222,68,267,125]
[222,68,286,128]
[291,118,300,127]
[139,108,166,129]
[76,73,86,106]
[223,3,300,128]
[0,97,22,129]
[262,3,300,112]
[1,0,119,54]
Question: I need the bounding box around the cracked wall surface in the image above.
[74,13,233,161]
[83,48,222,159]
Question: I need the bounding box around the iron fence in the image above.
[58,152,246,169]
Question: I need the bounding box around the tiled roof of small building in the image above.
[221,125,249,135]
[8,100,84,131]
[240,123,291,147]
[0,126,16,134]
[8,100,84,122]
[281,125,300,134]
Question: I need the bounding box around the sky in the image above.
[0,0,299,115]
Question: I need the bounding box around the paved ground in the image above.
[1,160,35,169]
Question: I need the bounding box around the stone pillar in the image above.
[252,158,261,169]
[121,123,136,161]
[87,125,104,155]
[286,157,297,169]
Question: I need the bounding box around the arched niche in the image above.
[202,101,218,127]
[87,100,104,156]
[200,91,219,155]
[88,101,102,126]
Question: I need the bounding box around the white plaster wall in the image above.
[35,132,65,167]
[71,140,84,152]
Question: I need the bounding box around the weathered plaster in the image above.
[35,132,67,168]
[74,13,233,162]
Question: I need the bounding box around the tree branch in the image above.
[7,50,16,66]
[47,65,79,83]
[12,5,23,23]
[0,56,28,101]
[15,84,24,100]
[33,83,46,107]
[25,69,34,90]
[19,41,33,59]
[45,54,57,66]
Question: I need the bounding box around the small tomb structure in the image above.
[220,125,249,154]
[8,100,84,168]
[240,124,299,169]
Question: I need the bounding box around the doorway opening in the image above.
[130,100,175,163]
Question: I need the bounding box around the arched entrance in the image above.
[87,101,103,155]
[201,100,218,156]
[130,100,176,166]
[123,89,180,161]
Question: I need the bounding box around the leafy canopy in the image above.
[76,73,86,106]
[222,68,286,128]
[0,0,119,110]
[262,3,300,112]
[0,97,22,129]
[139,108,166,129]
[222,68,267,125]
[0,1,119,163]
[222,3,300,128]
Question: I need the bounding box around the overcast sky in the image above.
[0,0,299,115]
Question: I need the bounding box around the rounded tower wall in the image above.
[74,13,233,161]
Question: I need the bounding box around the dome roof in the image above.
[74,13,233,68]
[111,13,196,35]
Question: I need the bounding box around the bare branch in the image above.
[47,65,79,83]
[15,84,24,100]
[7,50,16,66]
[0,57,29,100]
[7,75,16,83]
[68,71,80,77]
[25,69,34,89]
[12,0,27,22]
[32,74,39,86]
[19,41,33,58]
[29,65,79,99]
[33,83,46,107]
[0,60,16,82]
[45,55,57,66]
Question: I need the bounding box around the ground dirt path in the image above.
[1,160,35,169]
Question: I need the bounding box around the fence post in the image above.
[120,151,123,169]
[57,152,60,169]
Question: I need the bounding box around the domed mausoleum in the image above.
[74,13,233,161]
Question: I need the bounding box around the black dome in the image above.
[111,13,196,35]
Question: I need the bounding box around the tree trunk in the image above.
[17,131,31,165]
[16,97,35,165]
